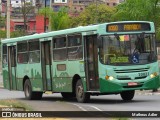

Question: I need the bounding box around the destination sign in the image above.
[106,23,151,32]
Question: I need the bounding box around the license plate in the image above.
[128,82,138,86]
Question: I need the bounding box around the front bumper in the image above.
[99,76,160,93]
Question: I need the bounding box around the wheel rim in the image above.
[77,85,83,99]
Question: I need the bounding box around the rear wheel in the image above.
[24,79,43,100]
[76,79,90,103]
[120,90,135,101]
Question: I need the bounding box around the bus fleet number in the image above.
[138,72,149,77]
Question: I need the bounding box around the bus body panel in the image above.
[2,68,9,89]
[99,76,159,93]
[16,63,43,91]
[52,61,72,92]
[99,62,160,93]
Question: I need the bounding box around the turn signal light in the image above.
[105,75,109,80]
[105,75,114,80]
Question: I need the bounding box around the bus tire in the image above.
[24,79,42,100]
[76,79,90,103]
[120,90,135,101]
[61,92,75,99]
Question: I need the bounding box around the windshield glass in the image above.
[99,34,157,65]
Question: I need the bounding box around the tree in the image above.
[51,7,71,31]
[11,30,25,38]
[21,0,35,34]
[112,0,160,40]
[39,7,71,31]
[71,4,116,27]
[0,16,5,29]
[0,30,6,39]
[113,0,160,22]
[0,16,6,39]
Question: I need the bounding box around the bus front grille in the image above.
[114,68,149,73]
[117,76,147,80]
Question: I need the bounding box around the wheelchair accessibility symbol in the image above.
[132,56,139,63]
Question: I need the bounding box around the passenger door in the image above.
[41,38,52,91]
[84,35,99,91]
[8,45,17,90]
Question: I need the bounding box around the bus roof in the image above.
[1,24,99,44]
[1,21,154,44]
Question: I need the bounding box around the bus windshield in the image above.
[99,34,157,65]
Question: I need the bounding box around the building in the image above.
[35,0,105,12]
[11,0,35,8]
[0,0,44,35]
[1,0,120,35]
[10,15,49,34]
[68,0,105,16]
[104,0,125,6]
[73,0,104,4]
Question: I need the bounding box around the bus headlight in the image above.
[105,75,114,80]
[150,72,158,78]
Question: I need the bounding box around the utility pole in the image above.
[44,0,46,32]
[7,0,10,38]
[96,0,98,24]
[0,0,2,14]
[23,0,27,34]
[48,0,52,31]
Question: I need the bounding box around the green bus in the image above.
[1,21,160,103]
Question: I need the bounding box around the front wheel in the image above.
[76,79,90,103]
[120,90,135,101]
[24,79,43,100]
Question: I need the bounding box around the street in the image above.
[0,88,160,112]
[0,73,160,111]
[0,75,160,120]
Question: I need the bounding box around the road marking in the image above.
[89,106,102,111]
[72,104,87,111]
[68,103,103,112]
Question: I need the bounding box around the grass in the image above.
[0,100,33,111]
[112,118,129,120]
[0,117,69,120]
[0,100,70,120]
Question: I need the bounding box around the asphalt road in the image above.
[0,88,160,120]
[0,73,160,111]
[0,75,160,119]
[0,88,160,111]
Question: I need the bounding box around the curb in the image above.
[135,90,160,95]
[0,83,3,89]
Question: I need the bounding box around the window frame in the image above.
[2,45,8,67]
[17,41,28,64]
[53,36,67,61]
[28,40,40,64]
[67,34,83,61]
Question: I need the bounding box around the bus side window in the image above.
[28,41,40,63]
[2,45,7,67]
[17,42,28,64]
[53,37,67,61]
[68,34,83,60]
